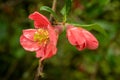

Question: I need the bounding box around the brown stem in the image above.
[34,60,44,80]
[50,0,57,24]
[52,0,57,12]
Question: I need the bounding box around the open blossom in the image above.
[66,25,99,51]
[20,11,58,61]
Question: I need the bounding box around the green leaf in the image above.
[60,6,67,22]
[71,23,108,37]
[40,6,58,19]
[65,0,72,14]
[60,6,66,16]
[60,0,73,22]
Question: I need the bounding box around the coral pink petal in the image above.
[82,29,99,50]
[29,11,50,28]
[48,25,58,45]
[76,42,86,51]
[71,28,85,45]
[87,40,98,50]
[67,27,86,50]
[67,28,76,45]
[20,35,40,51]
[40,43,57,61]
[23,29,36,41]
[71,29,86,50]
[36,46,45,58]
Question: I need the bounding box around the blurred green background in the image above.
[0,0,120,80]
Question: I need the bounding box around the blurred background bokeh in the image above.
[0,0,120,80]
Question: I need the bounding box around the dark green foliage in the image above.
[0,0,120,80]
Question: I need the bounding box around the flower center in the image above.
[34,29,49,44]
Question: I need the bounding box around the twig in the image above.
[50,0,57,24]
[34,60,44,80]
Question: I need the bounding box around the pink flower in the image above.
[20,11,58,61]
[66,25,99,51]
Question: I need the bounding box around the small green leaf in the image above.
[40,6,58,19]
[66,0,72,15]
[60,0,73,22]
[60,6,66,16]
[60,6,67,22]
[71,23,108,37]
[61,0,72,16]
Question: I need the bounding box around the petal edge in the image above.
[20,35,40,51]
[29,11,50,28]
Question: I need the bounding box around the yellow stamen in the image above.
[34,29,49,44]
